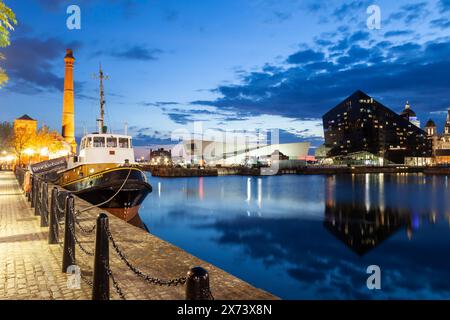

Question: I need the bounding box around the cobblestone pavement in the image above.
[0,171,277,300]
[0,171,91,299]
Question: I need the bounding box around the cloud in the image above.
[35,0,140,17]
[161,106,247,125]
[192,29,450,119]
[109,45,163,61]
[287,49,325,64]
[384,30,415,38]
[438,0,450,13]
[332,0,371,21]
[132,133,175,146]
[430,18,450,29]
[128,126,176,146]
[348,31,370,42]
[264,10,293,23]
[166,113,194,125]
[140,101,180,107]
[1,36,82,93]
[34,0,85,11]
[387,2,430,25]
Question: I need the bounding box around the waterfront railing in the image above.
[15,168,213,300]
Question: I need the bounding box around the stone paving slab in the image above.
[0,171,91,300]
[0,171,277,300]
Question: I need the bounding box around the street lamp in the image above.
[23,148,35,165]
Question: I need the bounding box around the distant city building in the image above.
[14,114,37,135]
[314,144,332,164]
[149,148,172,166]
[425,108,450,164]
[13,114,71,165]
[172,139,310,167]
[322,90,432,165]
[400,101,420,128]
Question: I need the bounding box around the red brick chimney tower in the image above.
[62,49,77,153]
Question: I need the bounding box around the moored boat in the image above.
[57,133,152,226]
[56,65,152,228]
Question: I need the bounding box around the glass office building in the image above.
[322,90,432,165]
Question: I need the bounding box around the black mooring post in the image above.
[34,179,40,216]
[62,195,76,272]
[30,176,35,208]
[185,267,212,300]
[92,213,110,300]
[40,182,49,227]
[48,187,59,244]
[27,174,31,202]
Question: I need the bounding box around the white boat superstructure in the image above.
[67,133,136,169]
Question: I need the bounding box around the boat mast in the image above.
[95,64,108,134]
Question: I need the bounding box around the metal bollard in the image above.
[92,213,110,300]
[40,182,49,227]
[62,195,76,272]
[27,174,31,202]
[56,191,66,220]
[185,267,212,300]
[48,187,59,244]
[34,179,40,216]
[30,176,35,208]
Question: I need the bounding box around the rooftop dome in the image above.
[400,101,417,118]
[425,119,436,127]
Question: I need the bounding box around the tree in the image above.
[34,126,64,161]
[0,1,17,87]
[0,121,13,150]
[13,126,32,165]
[13,125,66,165]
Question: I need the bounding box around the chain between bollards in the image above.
[92,213,110,300]
[25,178,214,300]
[62,194,76,273]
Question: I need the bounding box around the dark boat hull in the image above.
[61,167,152,227]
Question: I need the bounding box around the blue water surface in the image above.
[139,173,450,299]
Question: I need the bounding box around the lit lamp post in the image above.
[40,147,49,162]
[23,148,35,166]
[0,151,17,170]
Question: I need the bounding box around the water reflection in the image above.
[324,203,405,256]
[141,174,450,299]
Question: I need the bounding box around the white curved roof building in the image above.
[172,139,310,166]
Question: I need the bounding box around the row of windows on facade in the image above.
[80,137,132,149]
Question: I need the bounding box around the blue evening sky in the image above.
[0,0,449,147]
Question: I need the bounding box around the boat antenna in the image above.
[94,63,108,134]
